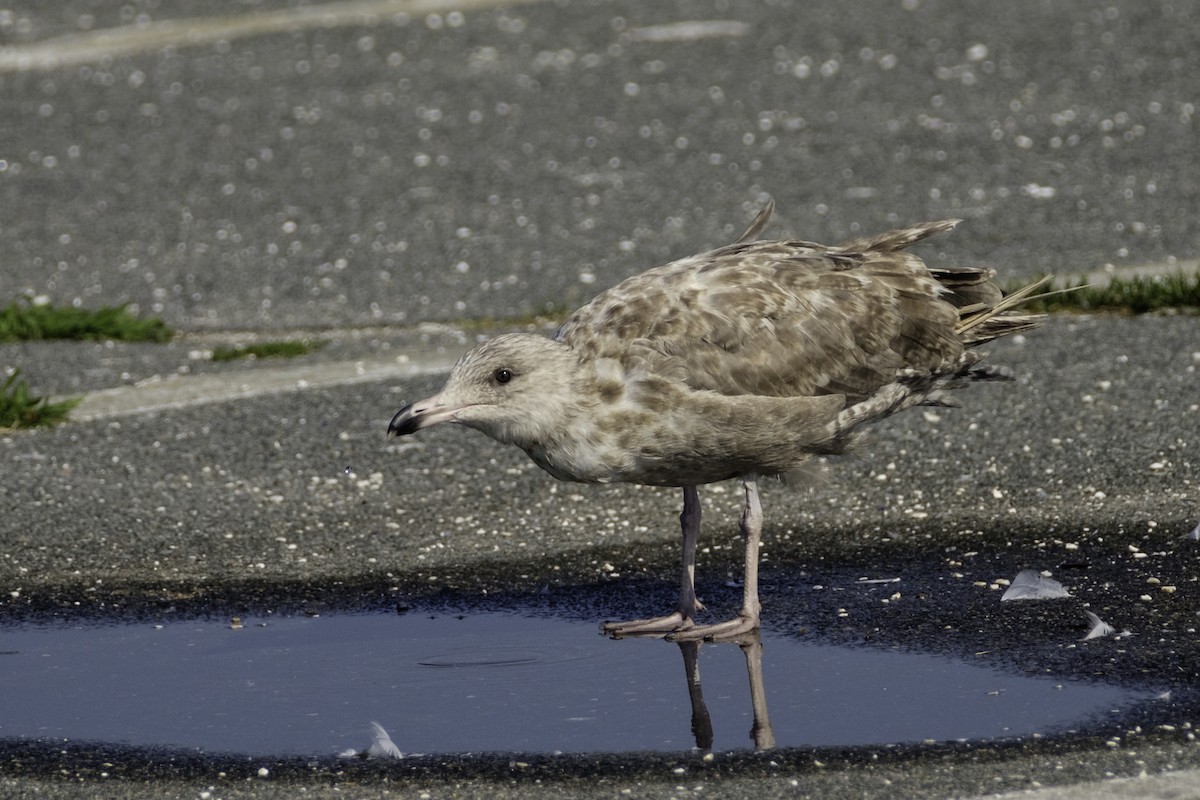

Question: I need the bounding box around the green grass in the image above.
[453,303,573,332]
[210,340,326,362]
[0,370,81,430]
[1014,272,1200,314]
[0,298,172,343]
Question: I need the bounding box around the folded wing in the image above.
[556,214,984,403]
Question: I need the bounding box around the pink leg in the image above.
[602,486,704,638]
[669,477,763,641]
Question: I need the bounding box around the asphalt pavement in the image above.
[2,1,1199,798]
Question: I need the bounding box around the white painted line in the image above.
[0,0,544,73]
[70,352,458,422]
[627,21,750,43]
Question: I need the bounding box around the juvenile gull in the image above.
[389,200,1045,640]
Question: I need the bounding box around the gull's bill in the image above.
[1000,569,1072,601]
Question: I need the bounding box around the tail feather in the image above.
[928,266,1003,309]
[956,275,1050,346]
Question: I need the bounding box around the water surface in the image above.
[0,612,1142,756]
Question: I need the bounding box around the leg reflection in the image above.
[738,633,775,750]
[677,641,714,753]
[672,630,775,752]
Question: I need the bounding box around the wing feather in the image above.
[555,216,993,402]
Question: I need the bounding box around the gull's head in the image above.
[388,333,578,446]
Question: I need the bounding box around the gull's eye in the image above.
[493,368,513,385]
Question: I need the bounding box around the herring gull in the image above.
[389,200,1046,640]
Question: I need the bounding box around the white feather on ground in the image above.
[1081,610,1116,640]
[366,721,404,759]
[338,721,404,759]
[1000,569,1072,601]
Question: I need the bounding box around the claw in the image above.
[602,611,694,639]
[665,612,760,642]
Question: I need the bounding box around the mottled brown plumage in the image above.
[389,200,1044,640]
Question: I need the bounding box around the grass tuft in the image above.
[210,340,326,362]
[0,370,81,430]
[1014,272,1200,314]
[0,298,173,343]
[453,303,573,332]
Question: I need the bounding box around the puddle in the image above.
[0,612,1145,757]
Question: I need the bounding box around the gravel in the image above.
[2,0,1198,796]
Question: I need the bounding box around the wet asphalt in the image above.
[2,1,1200,798]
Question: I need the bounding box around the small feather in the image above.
[366,721,404,759]
[732,198,775,243]
[1081,610,1116,640]
[1000,569,1071,601]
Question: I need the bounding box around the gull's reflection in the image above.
[614,630,776,753]
[678,638,714,752]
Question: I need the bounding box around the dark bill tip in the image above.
[387,402,418,436]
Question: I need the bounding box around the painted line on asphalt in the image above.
[0,0,543,73]
[627,21,750,42]
[70,352,458,422]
